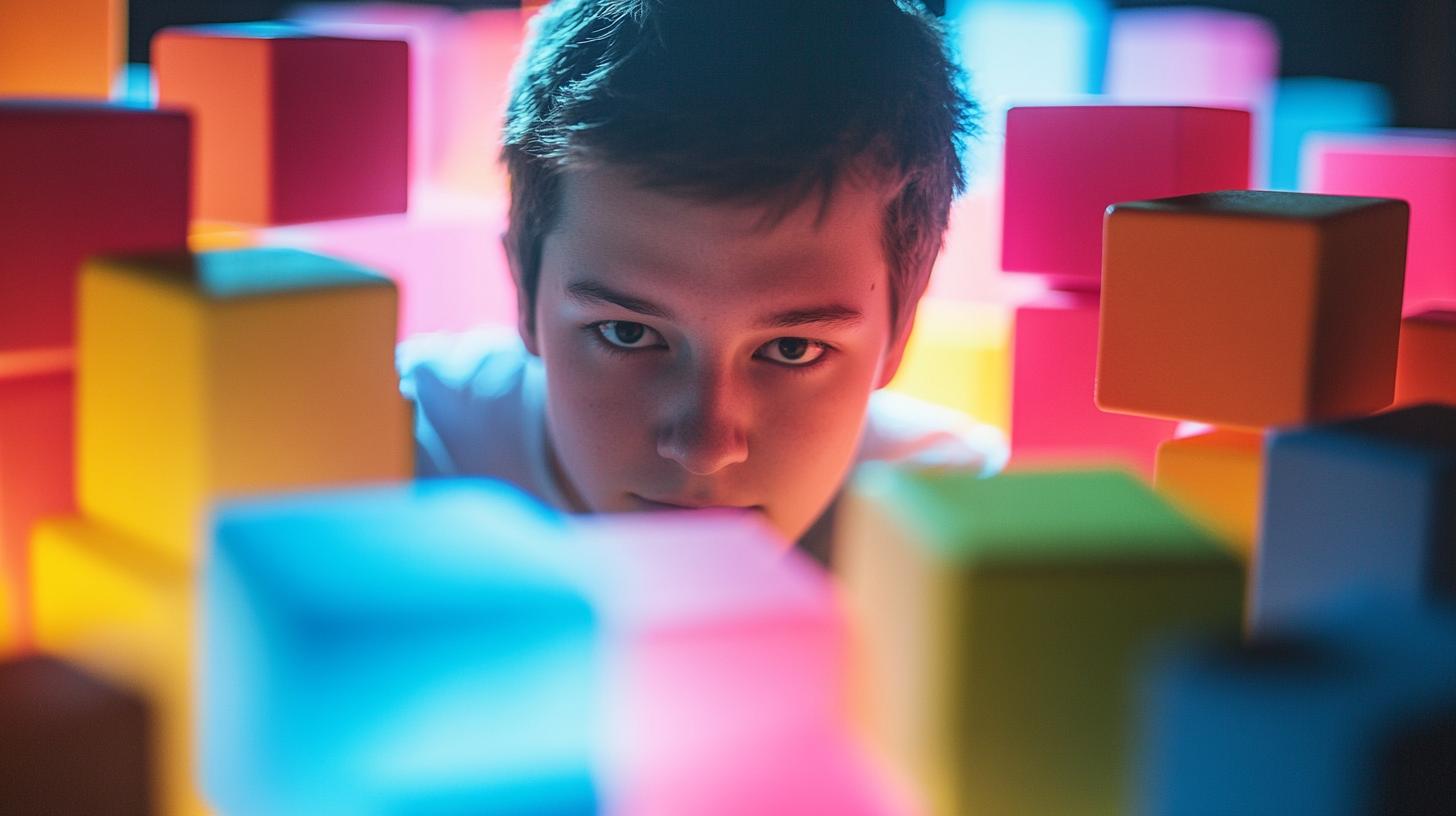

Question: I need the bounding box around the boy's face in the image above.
[522,165,910,542]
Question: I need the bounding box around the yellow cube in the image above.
[78,248,412,561]
[887,300,1011,433]
[187,221,256,252]
[31,516,206,816]
[1154,429,1266,559]
[0,0,122,97]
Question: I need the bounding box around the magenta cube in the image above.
[1002,105,1251,288]
[1308,131,1456,312]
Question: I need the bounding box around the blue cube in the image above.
[202,480,599,815]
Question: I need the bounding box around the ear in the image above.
[874,298,920,389]
[502,232,540,356]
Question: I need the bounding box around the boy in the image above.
[399,0,1006,548]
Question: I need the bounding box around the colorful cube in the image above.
[1154,429,1265,559]
[0,655,153,815]
[1307,130,1456,311]
[1252,404,1456,631]
[1104,7,1278,109]
[837,465,1243,816]
[0,0,122,97]
[1098,190,1408,428]
[0,102,190,352]
[1002,105,1250,288]
[438,8,528,194]
[154,23,408,224]
[1395,309,1456,407]
[888,300,1011,433]
[204,481,598,815]
[1012,291,1178,475]
[77,248,413,562]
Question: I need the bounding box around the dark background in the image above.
[129,0,1456,129]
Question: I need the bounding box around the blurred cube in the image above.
[77,248,412,562]
[1308,130,1456,311]
[1271,77,1390,191]
[1011,291,1177,475]
[1154,429,1265,560]
[1098,190,1408,427]
[204,481,598,815]
[1394,309,1456,408]
[888,300,1011,433]
[0,0,122,97]
[1105,7,1278,109]
[438,8,528,194]
[0,102,190,352]
[1002,105,1250,288]
[154,23,408,225]
[837,465,1243,816]
[0,655,153,815]
[1252,404,1456,631]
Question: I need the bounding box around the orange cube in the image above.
[1154,429,1265,559]
[1098,190,1408,428]
[0,0,122,98]
[1394,309,1456,408]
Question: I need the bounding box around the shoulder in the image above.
[857,389,1009,476]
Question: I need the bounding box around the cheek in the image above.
[540,327,654,466]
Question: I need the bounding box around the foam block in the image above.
[0,655,153,815]
[1098,190,1408,428]
[30,517,200,816]
[0,349,76,648]
[204,481,598,815]
[1140,601,1456,816]
[837,465,1243,816]
[0,102,190,352]
[1154,429,1264,559]
[77,248,412,562]
[1001,105,1250,288]
[154,23,408,225]
[1307,130,1456,311]
[1394,309,1456,407]
[1271,77,1390,191]
[1252,404,1456,631]
[0,0,122,97]
[887,300,1011,433]
[1011,291,1178,475]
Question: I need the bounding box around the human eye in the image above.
[755,337,830,367]
[592,320,664,351]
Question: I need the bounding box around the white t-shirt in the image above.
[398,328,1007,516]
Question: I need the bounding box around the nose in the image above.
[656,361,749,476]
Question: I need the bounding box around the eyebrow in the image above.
[565,280,865,330]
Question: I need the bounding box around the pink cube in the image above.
[1105,7,1279,109]
[438,8,528,194]
[1308,131,1456,312]
[1002,105,1251,288]
[1011,291,1177,475]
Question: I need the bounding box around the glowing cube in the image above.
[0,350,75,648]
[30,517,202,816]
[1308,130,1456,311]
[1140,601,1456,816]
[1098,191,1408,428]
[1002,105,1251,287]
[1011,292,1177,475]
[77,248,412,562]
[838,465,1243,816]
[1271,77,1390,191]
[1395,309,1456,407]
[0,655,153,815]
[1154,429,1264,559]
[438,9,528,194]
[1252,405,1456,631]
[203,481,598,815]
[154,23,408,225]
[1105,7,1278,108]
[888,300,1011,433]
[0,0,122,97]
[0,102,190,352]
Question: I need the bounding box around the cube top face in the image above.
[1396,310,1456,406]
[99,247,391,302]
[1098,190,1408,427]
[158,21,351,43]
[1002,104,1251,286]
[853,464,1224,566]
[1279,404,1456,466]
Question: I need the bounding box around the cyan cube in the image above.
[203,480,599,816]
[1252,404,1456,631]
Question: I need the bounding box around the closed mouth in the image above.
[630,493,761,513]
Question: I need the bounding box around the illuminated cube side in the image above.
[1394,309,1456,408]
[1153,429,1265,560]
[1307,130,1456,311]
[0,0,122,97]
[30,517,201,816]
[888,300,1011,433]
[154,23,408,225]
[203,481,598,815]
[0,102,190,352]
[1002,105,1250,288]
[77,248,412,563]
[0,655,154,815]
[837,466,1243,816]
[1011,291,1177,475]
[1098,190,1408,428]
[1252,405,1456,632]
